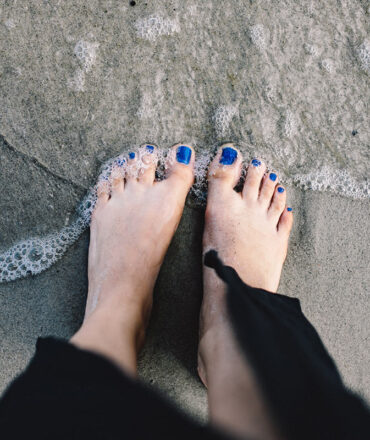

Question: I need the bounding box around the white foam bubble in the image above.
[213,105,238,138]
[135,15,180,42]
[250,24,266,49]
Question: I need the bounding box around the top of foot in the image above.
[85,143,195,329]
[204,143,293,293]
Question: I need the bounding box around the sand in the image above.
[0,0,369,421]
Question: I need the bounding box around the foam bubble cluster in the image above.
[4,19,15,29]
[282,110,297,138]
[321,59,334,73]
[293,166,370,199]
[135,15,180,42]
[250,24,266,49]
[213,105,238,137]
[304,43,318,56]
[356,40,370,72]
[68,40,99,91]
[0,221,85,283]
[74,40,98,71]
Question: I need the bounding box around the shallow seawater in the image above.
[0,0,369,282]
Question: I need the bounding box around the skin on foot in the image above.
[71,143,195,373]
[198,144,293,440]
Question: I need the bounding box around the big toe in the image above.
[164,143,195,197]
[207,144,243,196]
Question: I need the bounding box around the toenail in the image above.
[176,146,192,165]
[146,145,154,153]
[115,158,126,167]
[269,173,277,181]
[277,186,285,193]
[129,152,135,160]
[287,207,292,212]
[219,147,237,165]
[251,158,261,167]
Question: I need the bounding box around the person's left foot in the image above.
[71,144,195,370]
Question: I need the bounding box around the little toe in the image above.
[278,206,294,236]
[268,185,287,223]
[259,171,279,207]
[242,158,267,202]
[137,144,158,185]
[165,143,195,196]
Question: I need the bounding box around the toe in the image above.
[268,185,287,223]
[137,144,158,185]
[242,158,267,202]
[110,157,126,195]
[278,206,294,236]
[207,144,243,192]
[125,151,139,186]
[96,177,110,205]
[259,171,279,207]
[165,143,195,196]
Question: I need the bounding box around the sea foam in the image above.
[0,146,369,284]
[135,15,180,42]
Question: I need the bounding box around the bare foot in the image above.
[71,144,195,373]
[198,144,293,439]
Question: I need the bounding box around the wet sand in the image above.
[0,0,369,421]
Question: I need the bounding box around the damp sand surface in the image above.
[0,0,369,421]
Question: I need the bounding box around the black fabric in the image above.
[0,250,369,439]
[0,337,226,440]
[204,250,370,440]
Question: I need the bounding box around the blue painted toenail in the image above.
[146,145,154,153]
[269,173,277,181]
[129,152,135,160]
[176,146,192,164]
[287,207,292,212]
[219,147,237,165]
[277,186,285,193]
[251,158,261,167]
[116,158,126,167]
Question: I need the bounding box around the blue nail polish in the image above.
[129,152,135,160]
[116,158,126,167]
[251,158,261,167]
[269,173,277,181]
[277,186,285,193]
[287,207,292,212]
[176,146,192,165]
[219,147,237,165]
[146,145,154,153]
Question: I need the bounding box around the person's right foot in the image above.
[198,144,293,439]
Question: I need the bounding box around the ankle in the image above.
[71,299,148,375]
